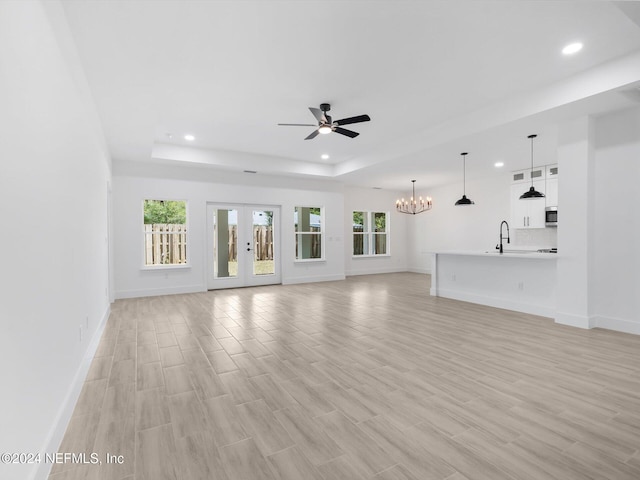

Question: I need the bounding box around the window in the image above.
[353,211,388,256]
[294,206,323,260]
[143,200,188,266]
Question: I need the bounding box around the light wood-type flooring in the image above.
[49,273,640,480]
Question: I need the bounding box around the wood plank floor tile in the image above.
[137,344,160,364]
[236,399,295,456]
[273,405,343,466]
[266,446,325,480]
[219,438,276,480]
[231,352,269,377]
[188,366,226,400]
[175,431,229,480]
[136,362,164,391]
[316,454,369,480]
[135,387,170,431]
[207,349,239,374]
[315,411,396,477]
[101,382,135,424]
[136,425,178,480]
[50,273,640,480]
[359,415,455,480]
[159,345,184,368]
[167,390,208,439]
[163,365,193,396]
[203,394,249,447]
[249,373,298,411]
[219,370,261,405]
[373,464,422,480]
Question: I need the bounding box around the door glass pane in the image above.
[213,209,237,278]
[252,210,274,276]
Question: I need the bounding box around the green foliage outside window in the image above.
[144,200,186,224]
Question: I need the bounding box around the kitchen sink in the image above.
[484,249,535,254]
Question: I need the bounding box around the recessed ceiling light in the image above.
[184,134,195,141]
[562,42,583,55]
[494,161,504,168]
[321,154,330,160]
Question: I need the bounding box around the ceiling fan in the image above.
[278,103,371,140]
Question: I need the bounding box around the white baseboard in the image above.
[408,266,431,274]
[593,315,640,335]
[345,266,408,276]
[34,304,111,480]
[554,311,595,329]
[436,288,554,318]
[282,274,346,285]
[115,284,206,299]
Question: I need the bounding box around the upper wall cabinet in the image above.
[510,180,546,228]
[511,167,545,184]
[545,164,558,207]
[510,164,557,229]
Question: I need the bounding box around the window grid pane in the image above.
[352,211,389,256]
[143,200,188,266]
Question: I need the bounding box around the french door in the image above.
[206,204,281,289]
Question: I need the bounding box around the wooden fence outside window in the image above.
[144,224,274,265]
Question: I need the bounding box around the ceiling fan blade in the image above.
[277,123,316,126]
[304,129,320,140]
[334,114,371,126]
[334,127,359,138]
[308,107,327,124]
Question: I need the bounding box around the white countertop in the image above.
[432,250,558,260]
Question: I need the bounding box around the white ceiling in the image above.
[61,0,640,191]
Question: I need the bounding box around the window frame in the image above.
[294,205,325,262]
[141,198,191,270]
[352,210,390,258]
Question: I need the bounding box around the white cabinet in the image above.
[511,167,545,184]
[545,164,558,207]
[510,163,557,228]
[510,180,546,228]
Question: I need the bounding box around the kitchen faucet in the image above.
[497,220,510,253]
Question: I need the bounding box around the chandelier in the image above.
[396,180,432,215]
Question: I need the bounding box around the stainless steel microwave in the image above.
[545,206,558,227]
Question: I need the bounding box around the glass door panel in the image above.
[207,204,280,289]
[252,210,275,276]
[213,208,238,279]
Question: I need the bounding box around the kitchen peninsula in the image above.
[430,250,557,317]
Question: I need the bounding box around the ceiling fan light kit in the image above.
[520,134,545,200]
[396,180,432,215]
[278,103,371,140]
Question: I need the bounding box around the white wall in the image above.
[344,187,409,275]
[592,106,640,333]
[556,116,595,329]
[407,173,512,273]
[113,164,346,298]
[0,2,111,479]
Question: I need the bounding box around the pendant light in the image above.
[454,152,474,206]
[520,134,545,200]
[396,180,432,215]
